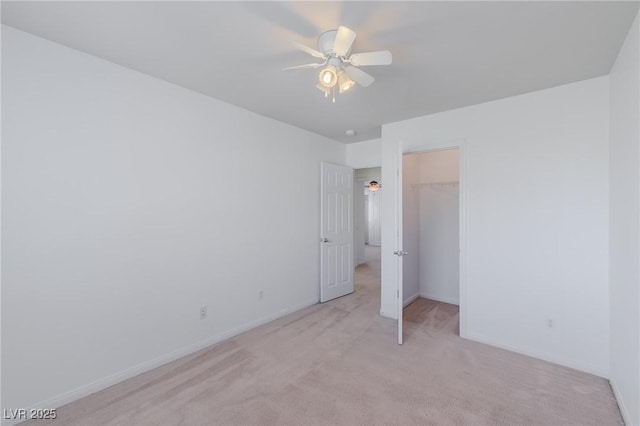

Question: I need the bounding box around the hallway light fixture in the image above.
[368,180,381,192]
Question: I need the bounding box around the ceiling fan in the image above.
[283,26,392,101]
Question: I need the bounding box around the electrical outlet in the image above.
[259,290,264,300]
[200,306,207,320]
[547,318,554,328]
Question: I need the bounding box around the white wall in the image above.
[609,12,640,426]
[416,149,460,305]
[418,149,460,184]
[346,139,381,169]
[354,167,381,181]
[402,154,420,305]
[381,76,610,376]
[419,183,459,305]
[1,26,345,417]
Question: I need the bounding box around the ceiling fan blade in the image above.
[349,50,392,67]
[345,66,375,87]
[282,63,325,71]
[291,40,326,59]
[333,26,357,57]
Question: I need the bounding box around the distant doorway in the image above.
[353,167,382,267]
[365,188,381,247]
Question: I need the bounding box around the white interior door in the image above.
[395,146,406,344]
[320,162,354,303]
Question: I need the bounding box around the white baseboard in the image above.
[610,379,633,426]
[5,298,319,426]
[419,292,459,306]
[465,332,609,379]
[403,293,420,307]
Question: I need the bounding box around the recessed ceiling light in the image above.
[345,129,356,136]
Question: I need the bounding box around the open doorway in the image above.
[352,167,382,298]
[402,149,460,338]
[354,167,382,265]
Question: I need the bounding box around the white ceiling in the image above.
[2,1,638,143]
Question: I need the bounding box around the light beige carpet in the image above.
[25,246,623,425]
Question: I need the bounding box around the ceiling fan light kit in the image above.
[337,70,355,94]
[284,25,392,102]
[318,63,338,88]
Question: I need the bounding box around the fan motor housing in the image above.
[318,30,352,57]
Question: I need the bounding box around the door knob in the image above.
[322,237,330,243]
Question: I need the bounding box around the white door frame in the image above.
[405,145,465,337]
[384,140,467,340]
